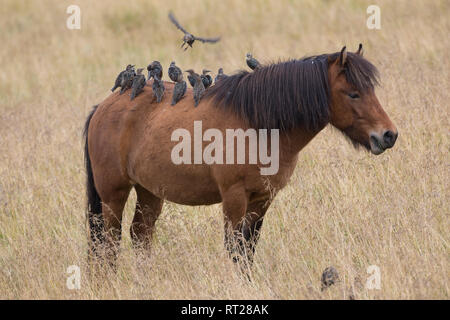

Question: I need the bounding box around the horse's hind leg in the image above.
[130,184,164,250]
[100,187,131,268]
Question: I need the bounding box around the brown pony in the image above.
[84,45,397,268]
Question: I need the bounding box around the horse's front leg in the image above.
[221,183,248,267]
[241,199,271,266]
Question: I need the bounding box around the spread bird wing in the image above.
[168,12,189,34]
[194,36,221,43]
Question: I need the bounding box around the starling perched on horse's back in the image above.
[214,68,227,84]
[246,53,260,70]
[147,61,163,81]
[171,79,187,106]
[168,12,221,51]
[188,69,211,88]
[111,64,134,92]
[201,69,213,89]
[119,68,135,94]
[152,75,165,103]
[168,61,182,82]
[130,68,146,101]
[185,69,205,107]
[187,73,196,87]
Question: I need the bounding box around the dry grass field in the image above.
[0,0,448,299]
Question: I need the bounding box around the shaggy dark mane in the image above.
[204,52,379,132]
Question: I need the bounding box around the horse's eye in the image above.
[348,92,360,99]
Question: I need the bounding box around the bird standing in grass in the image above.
[112,64,134,92]
[246,53,260,70]
[168,12,221,51]
[152,75,165,103]
[200,69,213,89]
[168,61,182,82]
[130,68,146,101]
[171,73,187,106]
[147,61,163,81]
[214,68,227,84]
[321,266,339,291]
[185,69,204,107]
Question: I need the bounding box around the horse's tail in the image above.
[83,104,104,255]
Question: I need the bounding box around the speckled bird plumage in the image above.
[152,75,165,103]
[171,80,187,106]
[185,69,205,107]
[168,61,182,82]
[119,68,135,94]
[321,266,339,291]
[214,68,227,84]
[130,68,146,101]
[147,61,163,81]
[200,69,213,89]
[246,53,260,70]
[112,64,134,92]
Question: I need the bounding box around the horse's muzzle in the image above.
[369,130,398,155]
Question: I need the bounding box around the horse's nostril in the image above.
[383,130,397,147]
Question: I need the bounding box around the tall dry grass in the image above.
[0,0,448,299]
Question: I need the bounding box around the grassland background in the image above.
[0,0,448,299]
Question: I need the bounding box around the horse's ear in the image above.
[339,46,347,66]
[356,43,364,56]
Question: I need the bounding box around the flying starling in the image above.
[147,61,163,81]
[168,61,182,82]
[185,69,204,107]
[111,64,134,92]
[200,69,213,89]
[214,68,227,84]
[119,68,135,95]
[152,75,165,103]
[321,266,339,291]
[130,68,146,101]
[246,53,260,70]
[168,12,221,51]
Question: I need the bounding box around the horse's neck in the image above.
[279,126,324,161]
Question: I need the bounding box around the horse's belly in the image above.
[130,161,222,205]
[162,187,222,206]
[155,175,222,206]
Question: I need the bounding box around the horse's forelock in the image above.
[331,51,380,92]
